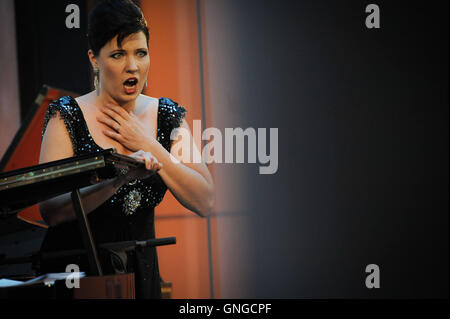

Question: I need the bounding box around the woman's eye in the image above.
[111,53,123,59]
[137,51,148,57]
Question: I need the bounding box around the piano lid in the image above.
[0,149,144,215]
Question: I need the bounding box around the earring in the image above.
[94,68,100,95]
[144,80,148,89]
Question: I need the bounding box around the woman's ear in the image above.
[88,49,98,69]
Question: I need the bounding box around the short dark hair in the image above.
[87,0,149,56]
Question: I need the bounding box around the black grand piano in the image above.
[0,148,176,298]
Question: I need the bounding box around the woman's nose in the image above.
[126,57,138,72]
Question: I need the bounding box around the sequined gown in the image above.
[38,96,186,299]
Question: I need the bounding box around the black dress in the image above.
[38,96,186,299]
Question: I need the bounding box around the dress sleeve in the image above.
[41,96,79,154]
[157,97,187,152]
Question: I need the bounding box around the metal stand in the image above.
[0,238,177,267]
[71,189,103,276]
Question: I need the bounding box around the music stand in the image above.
[0,149,176,295]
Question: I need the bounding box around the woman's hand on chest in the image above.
[97,103,157,152]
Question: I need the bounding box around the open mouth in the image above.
[123,78,138,94]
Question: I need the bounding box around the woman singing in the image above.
[38,0,214,299]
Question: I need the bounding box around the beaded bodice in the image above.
[42,95,186,216]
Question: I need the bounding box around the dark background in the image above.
[1,0,448,298]
[14,0,98,119]
[236,0,448,298]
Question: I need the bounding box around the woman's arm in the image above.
[144,119,215,217]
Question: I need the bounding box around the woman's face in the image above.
[90,31,149,104]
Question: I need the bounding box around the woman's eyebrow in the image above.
[109,48,147,53]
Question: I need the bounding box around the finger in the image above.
[140,152,150,170]
[146,154,156,170]
[97,115,121,132]
[101,107,123,125]
[153,162,162,171]
[145,157,152,170]
[146,153,158,167]
[151,158,162,171]
[103,129,122,142]
[106,104,131,121]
